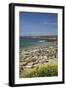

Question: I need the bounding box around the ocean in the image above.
[20,37,55,48]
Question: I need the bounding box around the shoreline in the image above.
[20,42,57,50]
[19,44,58,78]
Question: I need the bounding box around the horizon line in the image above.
[20,34,57,37]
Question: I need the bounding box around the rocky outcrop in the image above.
[19,45,58,73]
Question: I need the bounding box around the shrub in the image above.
[20,63,58,78]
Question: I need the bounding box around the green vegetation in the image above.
[20,63,58,78]
[20,35,57,41]
[32,35,57,41]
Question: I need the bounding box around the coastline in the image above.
[19,44,58,78]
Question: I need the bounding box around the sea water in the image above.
[20,37,55,48]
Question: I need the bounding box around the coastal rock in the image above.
[33,60,39,65]
[43,56,48,60]
[23,51,30,55]
[31,56,37,62]
[25,57,31,63]
[27,62,33,66]
[23,55,30,59]
[20,62,28,66]
[25,65,33,69]
[19,44,58,72]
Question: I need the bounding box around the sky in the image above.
[19,12,58,36]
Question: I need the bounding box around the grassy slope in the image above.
[20,63,58,78]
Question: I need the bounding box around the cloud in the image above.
[43,21,57,25]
